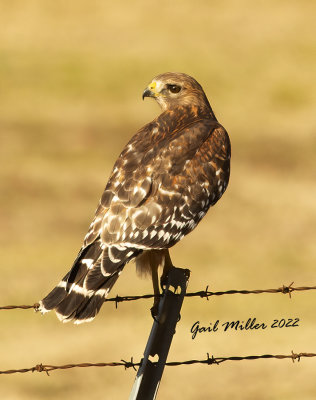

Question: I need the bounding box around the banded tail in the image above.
[38,238,140,324]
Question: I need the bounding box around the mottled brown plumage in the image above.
[39,72,231,323]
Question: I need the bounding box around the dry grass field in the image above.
[1,1,315,399]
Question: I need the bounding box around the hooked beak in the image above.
[142,88,154,100]
[142,82,158,100]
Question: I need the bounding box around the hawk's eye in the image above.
[167,84,181,94]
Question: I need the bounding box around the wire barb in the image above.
[121,358,138,371]
[203,285,210,301]
[281,282,294,298]
[32,364,50,376]
[206,352,219,365]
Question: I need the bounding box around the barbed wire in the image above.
[1,282,315,311]
[1,352,315,376]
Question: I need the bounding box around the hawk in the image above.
[39,72,231,324]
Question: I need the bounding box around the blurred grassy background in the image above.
[1,0,316,399]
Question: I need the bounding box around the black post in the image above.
[129,267,190,400]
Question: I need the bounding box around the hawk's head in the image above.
[143,72,212,113]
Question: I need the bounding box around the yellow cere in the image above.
[149,81,157,90]
[148,81,164,97]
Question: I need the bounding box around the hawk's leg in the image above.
[147,249,172,318]
[151,263,160,318]
[160,249,174,289]
[150,249,174,318]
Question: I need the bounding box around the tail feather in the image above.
[70,295,104,324]
[39,239,139,323]
[69,271,121,324]
[56,291,88,322]
[67,240,103,287]
[39,272,70,312]
[85,263,109,290]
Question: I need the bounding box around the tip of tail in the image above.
[37,300,50,315]
[38,299,97,324]
[56,310,96,324]
[73,316,96,325]
[39,260,122,324]
[38,282,107,324]
[55,309,100,324]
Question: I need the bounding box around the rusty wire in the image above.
[0,352,315,376]
[1,283,316,311]
[0,304,40,311]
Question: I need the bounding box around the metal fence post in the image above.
[129,267,190,400]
